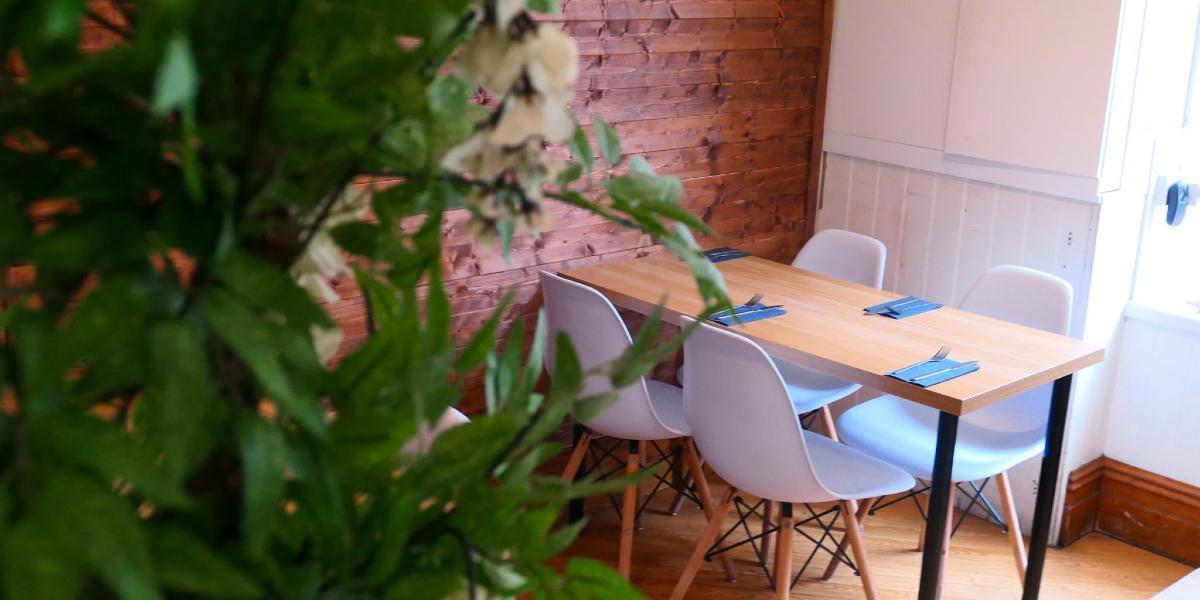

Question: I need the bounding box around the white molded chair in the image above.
[777,229,887,436]
[400,408,470,455]
[680,229,887,434]
[836,265,1074,583]
[671,319,914,600]
[540,271,734,580]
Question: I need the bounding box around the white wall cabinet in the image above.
[826,0,1123,191]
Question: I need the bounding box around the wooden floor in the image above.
[563,481,1191,599]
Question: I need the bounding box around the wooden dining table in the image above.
[559,253,1105,600]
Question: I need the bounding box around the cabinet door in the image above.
[943,0,1122,177]
[825,0,960,150]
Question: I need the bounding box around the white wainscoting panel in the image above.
[817,153,1098,334]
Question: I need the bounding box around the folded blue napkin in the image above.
[710,303,787,326]
[887,358,980,388]
[703,247,751,263]
[864,296,943,319]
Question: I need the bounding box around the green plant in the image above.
[0,0,729,598]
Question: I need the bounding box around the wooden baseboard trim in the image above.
[1060,456,1200,567]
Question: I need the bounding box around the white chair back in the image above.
[959,265,1073,433]
[680,318,838,503]
[540,271,679,440]
[793,229,887,288]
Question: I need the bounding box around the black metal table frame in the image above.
[918,374,1074,600]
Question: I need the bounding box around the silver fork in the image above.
[892,345,951,376]
[713,293,764,319]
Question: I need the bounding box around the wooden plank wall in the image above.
[71,0,830,412]
[328,0,830,410]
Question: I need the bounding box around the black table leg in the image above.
[1023,375,1073,600]
[568,421,587,523]
[918,411,960,600]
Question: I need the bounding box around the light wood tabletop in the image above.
[560,254,1104,415]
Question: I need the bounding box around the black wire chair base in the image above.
[703,496,858,592]
[869,477,1009,535]
[581,436,703,522]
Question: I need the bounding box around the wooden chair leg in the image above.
[761,500,775,570]
[818,405,840,442]
[774,503,796,600]
[996,471,1028,583]
[839,499,879,600]
[669,487,737,600]
[635,440,648,530]
[683,439,737,582]
[822,496,876,580]
[618,440,639,578]
[561,431,592,481]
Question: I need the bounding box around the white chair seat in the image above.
[646,379,688,436]
[803,430,916,502]
[401,408,470,455]
[837,395,1046,482]
[775,359,862,414]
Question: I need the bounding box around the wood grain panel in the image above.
[560,255,1104,415]
[1060,456,1200,567]
[323,0,831,411]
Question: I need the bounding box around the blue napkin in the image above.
[864,296,943,319]
[710,303,787,326]
[703,247,751,263]
[887,358,980,388]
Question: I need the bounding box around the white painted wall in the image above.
[1095,0,1200,488]
[1104,309,1200,487]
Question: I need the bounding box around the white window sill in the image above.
[1125,300,1200,336]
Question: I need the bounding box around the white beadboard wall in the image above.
[816,153,1098,335]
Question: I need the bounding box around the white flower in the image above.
[290,187,369,307]
[295,272,341,304]
[456,25,533,95]
[311,324,343,364]
[493,0,526,28]
[526,25,578,96]
[489,92,574,147]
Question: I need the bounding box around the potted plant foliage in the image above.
[0,0,726,597]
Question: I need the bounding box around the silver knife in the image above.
[912,361,979,382]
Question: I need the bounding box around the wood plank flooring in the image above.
[564,480,1191,599]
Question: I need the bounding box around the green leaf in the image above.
[236,413,288,556]
[215,251,332,330]
[526,0,560,15]
[628,155,655,176]
[564,557,642,599]
[152,32,199,116]
[41,0,86,41]
[3,522,80,600]
[568,125,594,173]
[201,289,326,436]
[31,414,189,507]
[556,161,583,187]
[43,474,160,600]
[455,288,515,373]
[150,527,262,598]
[592,118,622,167]
[138,322,220,483]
